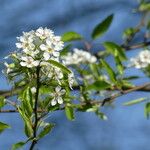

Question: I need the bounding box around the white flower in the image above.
[31,87,36,94]
[62,48,97,65]
[130,50,150,69]
[4,62,14,74]
[51,86,66,106]
[16,31,35,51]
[139,50,150,63]
[35,27,54,39]
[23,49,39,57]
[68,73,75,89]
[20,56,40,68]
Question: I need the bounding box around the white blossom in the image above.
[4,27,74,92]
[51,86,66,106]
[35,27,54,39]
[130,50,150,69]
[4,62,14,74]
[20,56,40,68]
[68,73,75,89]
[62,48,97,65]
[31,87,36,94]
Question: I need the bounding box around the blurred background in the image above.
[0,0,150,150]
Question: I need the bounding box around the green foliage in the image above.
[0,122,10,134]
[87,80,111,91]
[48,59,71,74]
[65,105,75,121]
[60,44,72,56]
[18,107,33,138]
[139,2,150,11]
[12,141,26,150]
[62,31,83,42]
[123,98,147,106]
[101,60,116,83]
[103,42,127,61]
[0,96,5,109]
[95,111,108,120]
[92,14,113,39]
[123,27,138,38]
[145,102,150,119]
[38,123,55,139]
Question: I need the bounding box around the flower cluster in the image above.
[4,27,75,106]
[130,50,150,69]
[15,27,64,67]
[62,48,97,65]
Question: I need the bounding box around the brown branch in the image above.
[1,82,150,114]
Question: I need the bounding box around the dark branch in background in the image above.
[1,82,150,113]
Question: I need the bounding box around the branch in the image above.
[1,82,150,114]
[29,67,40,150]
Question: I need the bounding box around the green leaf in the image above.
[87,80,110,91]
[22,87,33,117]
[145,102,150,119]
[123,76,139,80]
[139,3,150,11]
[65,106,75,121]
[60,44,72,56]
[38,123,55,139]
[92,14,113,39]
[18,107,33,137]
[0,122,10,134]
[114,56,124,75]
[62,31,82,42]
[12,141,26,150]
[101,60,116,83]
[95,111,108,120]
[48,59,71,74]
[123,98,146,106]
[103,42,127,61]
[0,96,5,109]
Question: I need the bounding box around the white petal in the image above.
[20,62,27,66]
[21,56,28,61]
[57,97,63,104]
[43,52,50,60]
[33,61,40,66]
[55,86,61,92]
[60,89,66,95]
[16,43,22,48]
[51,98,57,106]
[46,39,52,46]
[53,51,59,57]
[40,44,47,51]
[31,87,36,93]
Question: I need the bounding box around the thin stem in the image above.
[29,67,40,150]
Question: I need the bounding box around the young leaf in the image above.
[87,80,110,91]
[103,42,127,61]
[38,123,55,139]
[48,59,71,74]
[65,106,75,121]
[62,31,82,42]
[101,60,116,83]
[96,112,108,120]
[145,102,150,119]
[18,107,33,137]
[0,122,10,134]
[60,44,72,56]
[92,14,113,39]
[114,56,124,75]
[123,98,146,106]
[0,96,5,109]
[12,141,26,150]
